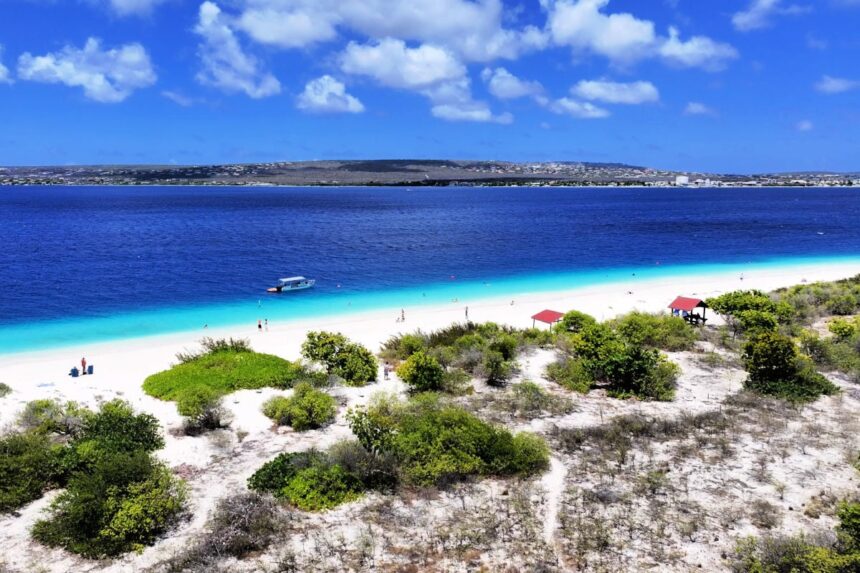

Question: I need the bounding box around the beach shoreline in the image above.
[1,259,857,369]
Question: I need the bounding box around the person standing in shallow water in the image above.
[257,319,262,332]
[81,357,87,375]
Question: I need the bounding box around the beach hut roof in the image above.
[668,296,706,312]
[531,309,565,324]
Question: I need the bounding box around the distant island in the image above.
[0,159,858,187]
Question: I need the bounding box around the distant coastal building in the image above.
[675,175,690,186]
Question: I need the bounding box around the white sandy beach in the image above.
[0,260,859,572]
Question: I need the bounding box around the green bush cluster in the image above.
[262,383,337,431]
[548,315,680,401]
[733,501,860,573]
[742,331,838,402]
[249,393,549,511]
[247,443,393,512]
[396,351,445,392]
[348,393,549,487]
[609,312,697,351]
[800,319,860,383]
[0,399,186,558]
[143,338,305,417]
[301,331,377,386]
[706,290,793,336]
[772,275,860,322]
[0,382,11,397]
[381,322,530,388]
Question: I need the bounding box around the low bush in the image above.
[0,431,68,513]
[0,382,11,398]
[302,331,377,386]
[732,500,860,572]
[18,399,89,437]
[175,337,251,363]
[33,454,185,557]
[742,331,838,402]
[247,450,363,511]
[261,383,336,431]
[610,312,697,351]
[30,400,185,558]
[396,351,445,392]
[546,357,592,393]
[144,341,304,417]
[550,320,679,401]
[559,310,597,334]
[350,394,549,487]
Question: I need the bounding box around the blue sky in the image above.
[0,0,858,173]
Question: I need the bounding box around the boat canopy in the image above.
[279,276,307,283]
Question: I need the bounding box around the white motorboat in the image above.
[267,276,315,293]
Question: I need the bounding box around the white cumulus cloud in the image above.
[684,102,716,116]
[297,75,364,113]
[340,38,465,90]
[548,97,610,119]
[732,0,810,32]
[546,0,737,70]
[17,38,156,102]
[481,67,543,99]
[234,0,545,62]
[815,75,860,94]
[104,0,170,16]
[194,1,281,99]
[0,46,12,84]
[659,27,738,71]
[572,79,658,104]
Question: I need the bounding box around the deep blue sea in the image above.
[1,185,859,353]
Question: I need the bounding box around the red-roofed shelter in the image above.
[668,296,708,325]
[532,309,565,329]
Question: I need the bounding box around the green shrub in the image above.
[33,453,185,557]
[736,309,779,336]
[838,502,860,549]
[385,398,549,486]
[280,464,363,511]
[829,318,857,342]
[248,451,325,493]
[611,312,697,351]
[569,323,626,381]
[742,332,838,402]
[18,399,89,437]
[559,310,597,334]
[0,431,68,513]
[827,294,858,316]
[507,382,555,416]
[247,450,364,511]
[261,384,336,431]
[143,348,303,416]
[396,351,445,392]
[546,357,593,393]
[0,383,10,398]
[605,346,679,401]
[302,331,377,386]
[708,290,777,317]
[481,350,514,387]
[70,400,163,467]
[326,439,398,490]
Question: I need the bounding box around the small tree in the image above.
[396,351,444,393]
[559,310,597,334]
[301,331,377,386]
[742,332,837,402]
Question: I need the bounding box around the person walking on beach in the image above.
[465,306,469,321]
[81,357,87,375]
[257,319,262,332]
[264,318,268,331]
[401,309,405,322]
[383,362,390,380]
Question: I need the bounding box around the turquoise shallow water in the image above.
[1,255,857,355]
